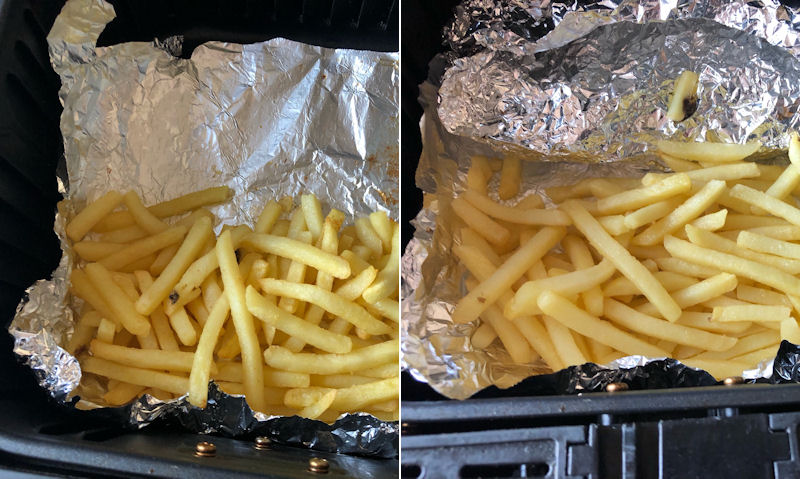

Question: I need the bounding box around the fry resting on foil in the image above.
[67,187,399,422]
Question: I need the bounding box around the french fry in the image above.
[355,217,383,258]
[451,196,510,246]
[562,200,681,321]
[90,339,209,374]
[84,263,150,335]
[498,157,522,200]
[187,296,230,408]
[369,211,393,253]
[656,140,761,163]
[73,241,126,262]
[103,382,146,406]
[462,189,570,226]
[122,190,168,235]
[690,330,780,361]
[329,377,398,411]
[136,216,213,315]
[81,356,189,395]
[635,272,738,318]
[543,316,587,366]
[216,229,265,412]
[300,194,324,242]
[537,291,668,357]
[729,183,800,227]
[263,339,398,374]
[259,279,390,335]
[737,230,800,260]
[690,209,727,231]
[362,224,400,304]
[242,233,351,279]
[712,305,792,323]
[596,173,691,215]
[99,225,187,271]
[465,277,532,364]
[666,70,699,122]
[297,390,336,420]
[66,190,124,241]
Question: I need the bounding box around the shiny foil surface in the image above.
[403,0,800,399]
[9,0,398,457]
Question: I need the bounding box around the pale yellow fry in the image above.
[737,230,800,260]
[537,291,668,357]
[371,298,399,323]
[452,226,565,324]
[150,244,179,276]
[736,284,791,307]
[246,286,352,353]
[466,277,531,364]
[214,362,310,388]
[466,164,488,194]
[498,157,521,200]
[691,330,780,361]
[781,318,800,343]
[633,180,726,246]
[656,140,761,163]
[723,214,788,230]
[70,269,119,328]
[471,322,497,349]
[596,173,691,215]
[362,224,400,304]
[123,190,168,235]
[165,307,197,346]
[101,225,149,244]
[603,271,696,296]
[96,317,115,343]
[74,241,126,262]
[729,183,800,226]
[103,382,146,406]
[298,390,336,420]
[654,257,721,278]
[461,228,502,266]
[84,263,150,335]
[278,232,311,313]
[284,387,332,408]
[712,305,791,323]
[623,197,685,230]
[666,70,699,122]
[462,189,570,226]
[94,186,231,232]
[543,315,587,366]
[136,216,212,315]
[587,178,624,198]
[355,217,383,258]
[690,208,727,231]
[562,200,681,321]
[604,299,736,351]
[357,362,399,379]
[242,233,351,279]
[451,196,510,246]
[681,358,750,380]
[100,225,188,272]
[66,190,124,241]
[660,153,700,172]
[743,225,800,241]
[172,225,251,299]
[764,164,800,202]
[133,270,179,351]
[216,229,265,412]
[636,272,738,318]
[597,216,629,235]
[263,340,398,374]
[300,194,324,242]
[259,279,390,335]
[254,200,282,234]
[686,224,800,274]
[369,211,393,253]
[81,356,188,395]
[505,259,615,318]
[201,275,223,312]
[90,339,207,373]
[676,311,751,334]
[186,298,210,327]
[335,267,378,301]
[187,295,230,408]
[730,345,779,367]
[644,163,760,186]
[330,377,398,411]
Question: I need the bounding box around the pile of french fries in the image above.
[65,187,399,422]
[453,134,800,380]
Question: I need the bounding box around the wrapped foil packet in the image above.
[9,0,398,457]
[402,0,800,399]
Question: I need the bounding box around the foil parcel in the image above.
[9,0,399,457]
[402,0,800,400]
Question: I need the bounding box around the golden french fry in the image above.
[242,233,350,279]
[462,190,570,226]
[259,279,390,335]
[635,272,738,319]
[623,197,685,230]
[451,196,510,246]
[300,194,324,243]
[123,190,168,235]
[691,330,780,361]
[465,277,531,364]
[498,157,522,200]
[329,377,398,411]
[737,230,800,260]
[543,316,587,367]
[263,339,398,374]
[136,216,213,315]
[100,225,187,271]
[73,241,126,262]
[187,296,230,408]
[562,200,681,321]
[681,358,751,379]
[81,356,188,395]
[690,209,727,231]
[675,311,751,334]
[471,322,497,349]
[712,305,792,323]
[103,382,146,406]
[84,263,150,335]
[362,224,400,304]
[537,291,668,357]
[596,173,691,215]
[297,390,337,420]
[656,140,761,163]
[66,190,124,241]
[216,229,265,412]
[666,70,699,122]
[729,183,800,226]
[369,211,393,253]
[90,339,209,373]
[354,217,383,258]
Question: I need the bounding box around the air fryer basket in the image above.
[0,0,397,476]
[400,1,800,478]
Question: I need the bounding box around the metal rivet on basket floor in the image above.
[723,376,744,386]
[605,382,629,393]
[194,441,216,457]
[254,436,272,450]
[308,457,329,474]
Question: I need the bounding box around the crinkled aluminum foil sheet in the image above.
[8,0,398,457]
[402,0,800,399]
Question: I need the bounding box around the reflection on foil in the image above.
[402,0,800,399]
[10,0,398,457]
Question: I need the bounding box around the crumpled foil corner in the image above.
[10,0,398,457]
[402,0,800,400]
